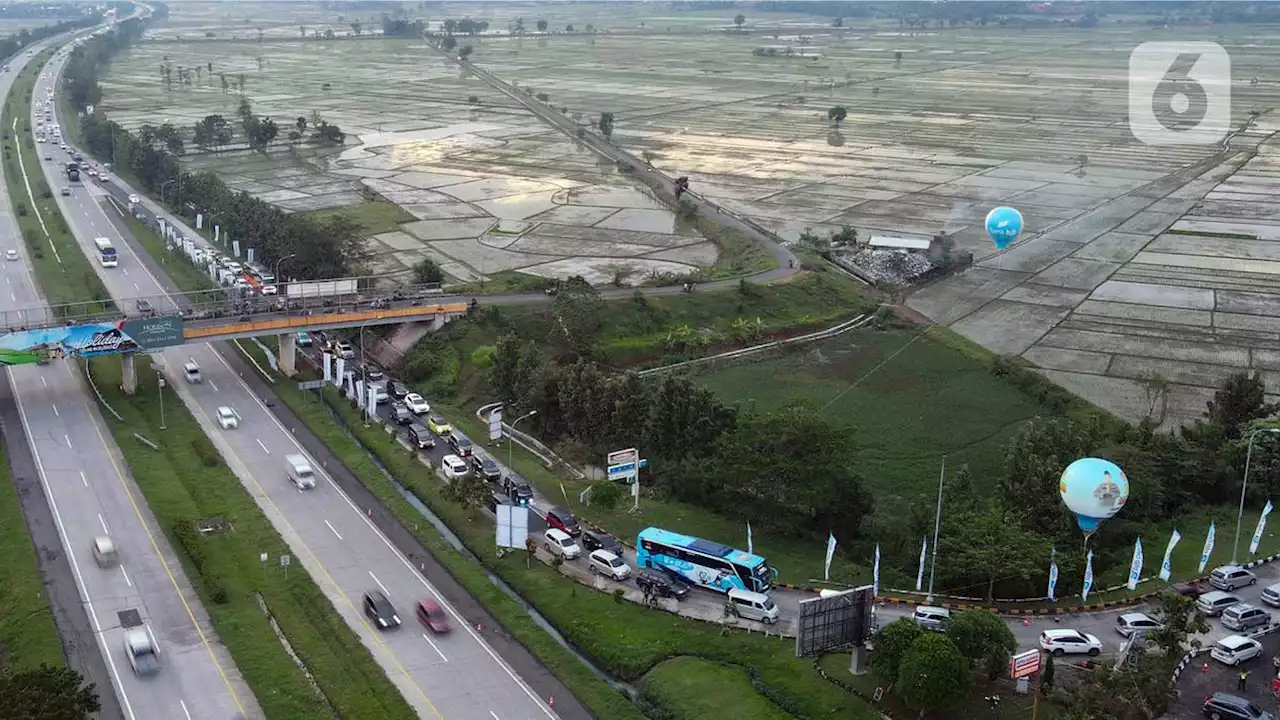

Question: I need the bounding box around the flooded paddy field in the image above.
[100,38,716,284]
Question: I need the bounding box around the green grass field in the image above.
[298,201,414,237]
[642,657,794,720]
[0,441,65,672]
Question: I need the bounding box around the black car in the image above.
[135,298,153,315]
[363,591,401,629]
[502,476,533,506]
[390,402,413,425]
[486,492,502,513]
[389,380,409,400]
[363,364,385,383]
[635,570,690,599]
[471,455,501,483]
[406,422,435,450]
[448,432,473,457]
[1203,692,1270,720]
[580,531,623,556]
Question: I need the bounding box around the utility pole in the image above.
[926,456,945,603]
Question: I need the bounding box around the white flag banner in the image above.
[1159,529,1182,581]
[823,533,837,582]
[1127,538,1144,591]
[196,212,203,230]
[488,409,503,441]
[334,357,346,388]
[746,523,753,555]
[322,352,332,383]
[1047,547,1058,602]
[1251,500,1274,555]
[872,543,880,596]
[355,380,365,408]
[915,537,927,592]
[366,385,378,420]
[1081,550,1094,603]
[1198,522,1216,574]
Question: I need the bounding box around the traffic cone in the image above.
[1022,618,1029,627]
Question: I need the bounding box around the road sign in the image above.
[1009,649,1040,679]
[279,554,291,567]
[608,448,640,483]
[296,380,325,391]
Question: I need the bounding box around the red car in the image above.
[416,600,450,634]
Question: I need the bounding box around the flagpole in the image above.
[926,456,945,604]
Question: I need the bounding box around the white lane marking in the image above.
[51,402,57,416]
[422,634,448,663]
[10,378,139,720]
[40,376,46,387]
[132,282,139,291]
[120,565,133,588]
[98,513,108,534]
[180,698,192,720]
[212,350,556,718]
[256,438,270,454]
[121,267,128,276]
[79,470,87,487]
[325,520,343,540]
[209,380,219,393]
[64,433,72,449]
[369,571,390,597]
[490,712,501,720]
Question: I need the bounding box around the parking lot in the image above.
[1170,629,1280,720]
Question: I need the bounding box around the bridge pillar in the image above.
[121,353,137,395]
[279,332,297,377]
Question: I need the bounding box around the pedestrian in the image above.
[1239,669,1249,691]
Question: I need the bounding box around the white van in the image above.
[183,362,202,384]
[92,536,118,568]
[286,454,316,490]
[729,588,779,624]
[913,605,951,632]
[441,454,468,479]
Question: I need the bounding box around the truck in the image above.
[65,163,79,182]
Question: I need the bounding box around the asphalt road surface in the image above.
[43,53,569,720]
[7,30,260,720]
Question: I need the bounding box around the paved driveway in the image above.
[1169,631,1280,719]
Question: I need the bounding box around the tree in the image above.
[412,257,443,284]
[997,416,1100,533]
[734,13,746,27]
[565,23,574,32]
[549,276,604,357]
[443,18,457,34]
[869,618,922,682]
[536,19,548,32]
[1205,371,1273,440]
[897,634,972,714]
[940,503,1050,601]
[350,21,361,35]
[598,111,614,138]
[444,467,490,509]
[295,116,307,133]
[894,50,904,63]
[945,610,1017,679]
[442,35,457,50]
[827,105,847,128]
[1146,592,1209,658]
[459,44,473,59]
[0,664,101,719]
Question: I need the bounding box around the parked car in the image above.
[545,506,581,536]
[136,298,154,315]
[1203,692,1274,719]
[543,528,581,560]
[486,491,502,513]
[588,550,631,580]
[1115,612,1161,638]
[1039,629,1102,657]
[416,600,450,634]
[580,531,623,556]
[441,454,469,480]
[371,384,389,404]
[124,628,161,675]
[447,432,473,457]
[391,402,414,425]
[405,393,430,414]
[1210,565,1258,592]
[427,414,452,436]
[216,406,238,429]
[1262,583,1280,608]
[635,569,690,599]
[1198,590,1244,617]
[1211,634,1264,666]
[406,422,435,450]
[1222,603,1272,632]
[389,380,409,400]
[471,455,501,483]
[363,591,401,630]
[913,606,951,632]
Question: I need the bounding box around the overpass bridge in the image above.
[0,281,470,390]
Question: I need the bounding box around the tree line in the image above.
[0,9,105,63]
[65,18,368,280]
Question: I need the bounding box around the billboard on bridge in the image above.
[0,315,185,365]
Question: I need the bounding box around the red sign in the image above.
[1009,649,1041,679]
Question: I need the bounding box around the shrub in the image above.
[589,480,622,510]
[470,345,495,369]
[190,436,221,467]
[15,202,25,216]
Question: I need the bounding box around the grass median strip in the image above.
[242,341,877,720]
[0,440,64,671]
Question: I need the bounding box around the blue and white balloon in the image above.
[985,206,1024,250]
[1059,457,1130,537]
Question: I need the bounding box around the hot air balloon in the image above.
[985,206,1024,250]
[1059,457,1130,541]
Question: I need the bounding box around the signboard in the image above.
[297,380,325,391]
[286,279,359,299]
[121,315,184,351]
[0,317,184,365]
[608,447,639,484]
[488,408,503,441]
[1009,649,1040,679]
[496,504,529,549]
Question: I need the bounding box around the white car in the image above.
[124,627,160,675]
[441,454,468,479]
[1115,612,1162,638]
[127,194,139,204]
[5,249,17,261]
[404,394,430,414]
[1039,629,1102,657]
[1211,634,1264,666]
[588,550,631,580]
[543,528,581,560]
[216,406,238,429]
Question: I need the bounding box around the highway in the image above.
[41,51,561,720]
[6,29,260,720]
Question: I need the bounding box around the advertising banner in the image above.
[0,316,185,365]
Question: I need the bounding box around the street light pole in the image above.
[926,456,945,604]
[274,253,295,283]
[158,376,166,430]
[1234,427,1280,564]
[508,409,538,472]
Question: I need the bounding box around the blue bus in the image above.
[636,527,775,594]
